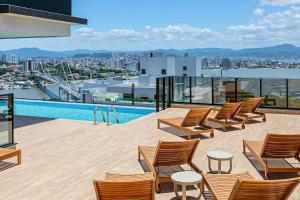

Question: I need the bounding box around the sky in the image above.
[2,0,300,51]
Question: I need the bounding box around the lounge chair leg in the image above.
[155,181,161,193]
[199,181,204,193]
[17,150,21,165]
[263,116,266,122]
[264,169,269,180]
[241,123,245,129]
[138,149,141,161]
[210,131,214,138]
[243,141,246,154]
[157,120,160,129]
[222,126,227,132]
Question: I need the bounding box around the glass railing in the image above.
[0,94,14,147]
[156,76,300,111]
[83,84,156,108]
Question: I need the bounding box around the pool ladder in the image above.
[94,105,119,126]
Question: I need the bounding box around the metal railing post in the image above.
[235,78,238,102]
[172,76,174,103]
[10,93,14,145]
[156,78,160,112]
[132,83,135,106]
[260,78,262,97]
[286,79,289,109]
[189,77,192,104]
[168,76,172,108]
[212,77,215,105]
[162,77,166,110]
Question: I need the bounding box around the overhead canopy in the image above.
[0,3,87,39]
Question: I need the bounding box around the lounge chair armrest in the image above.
[190,161,202,174]
[212,107,221,113]
[254,111,265,115]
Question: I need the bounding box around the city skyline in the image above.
[1,0,300,50]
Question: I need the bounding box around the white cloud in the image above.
[74,24,215,43]
[260,0,300,6]
[227,6,300,47]
[2,7,300,50]
[253,8,264,16]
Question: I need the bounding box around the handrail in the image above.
[107,106,120,126]
[94,106,106,125]
[94,105,120,126]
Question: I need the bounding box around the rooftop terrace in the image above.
[0,108,299,199]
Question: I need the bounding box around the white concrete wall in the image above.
[139,56,203,77]
[174,57,202,76]
[139,57,167,76]
[0,14,71,38]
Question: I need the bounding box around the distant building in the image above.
[83,57,89,67]
[10,54,18,64]
[23,59,35,72]
[139,53,203,77]
[220,58,232,69]
[202,58,209,68]
[1,53,7,62]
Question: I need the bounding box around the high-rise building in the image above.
[1,53,7,62]
[220,58,232,69]
[23,59,35,72]
[83,57,89,67]
[139,54,203,77]
[202,58,209,68]
[10,54,18,64]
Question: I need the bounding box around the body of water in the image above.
[202,68,300,79]
[13,99,155,124]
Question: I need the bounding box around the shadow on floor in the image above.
[244,152,300,179]
[159,127,211,140]
[0,161,17,172]
[14,115,55,129]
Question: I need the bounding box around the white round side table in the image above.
[171,171,202,200]
[207,151,233,174]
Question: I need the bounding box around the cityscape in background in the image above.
[2,43,300,106]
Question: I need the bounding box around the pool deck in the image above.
[0,108,300,200]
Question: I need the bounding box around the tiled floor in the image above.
[0,108,299,200]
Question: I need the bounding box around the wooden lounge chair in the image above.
[237,97,266,123]
[208,102,245,132]
[93,173,155,200]
[0,148,21,165]
[203,172,300,200]
[138,140,201,192]
[158,108,214,139]
[243,134,300,179]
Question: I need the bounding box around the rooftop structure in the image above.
[139,53,203,77]
[0,0,87,38]
[0,108,299,199]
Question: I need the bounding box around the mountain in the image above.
[154,44,300,58]
[1,44,300,59]
[0,48,109,59]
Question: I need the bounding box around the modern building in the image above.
[220,57,232,69]
[139,53,203,77]
[10,54,18,64]
[23,59,34,72]
[0,0,87,38]
[1,53,7,62]
[0,0,87,149]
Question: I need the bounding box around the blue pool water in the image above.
[13,100,155,124]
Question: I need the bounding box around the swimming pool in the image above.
[13,100,155,124]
